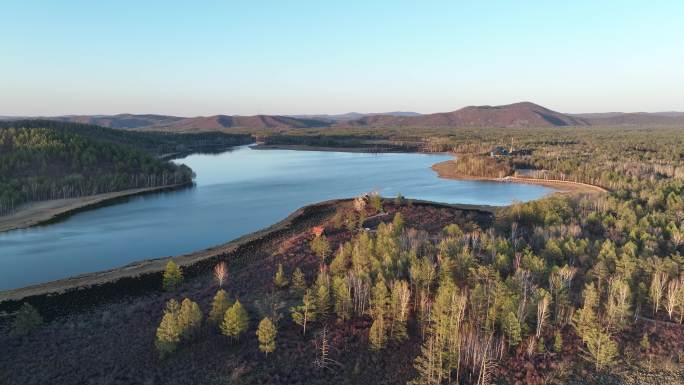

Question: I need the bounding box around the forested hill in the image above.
[0,121,250,215]
[0,120,253,157]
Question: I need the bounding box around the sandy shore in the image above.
[431,159,607,194]
[0,183,190,234]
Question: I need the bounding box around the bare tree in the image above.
[665,278,680,320]
[536,291,551,339]
[313,327,340,370]
[214,262,228,288]
[650,271,667,316]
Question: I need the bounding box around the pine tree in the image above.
[389,280,411,342]
[290,267,307,295]
[369,192,383,213]
[572,284,618,371]
[369,312,387,351]
[392,212,405,233]
[581,327,618,371]
[290,289,317,335]
[156,299,181,357]
[330,243,352,277]
[370,280,389,319]
[10,303,43,337]
[209,289,231,324]
[310,235,331,262]
[273,263,289,289]
[315,277,331,321]
[177,298,203,340]
[503,311,522,347]
[256,317,277,354]
[162,260,183,291]
[553,330,563,353]
[332,276,352,322]
[221,300,249,341]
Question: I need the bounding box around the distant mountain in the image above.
[156,114,331,132]
[572,112,684,126]
[346,102,589,128]
[0,114,331,131]
[290,111,421,122]
[3,104,683,131]
[2,114,186,129]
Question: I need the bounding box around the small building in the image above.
[490,146,510,157]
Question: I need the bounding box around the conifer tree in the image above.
[389,280,411,342]
[330,243,352,277]
[392,212,405,234]
[311,234,331,262]
[290,289,317,335]
[209,289,231,324]
[11,303,43,337]
[332,276,352,322]
[177,298,203,340]
[370,280,389,319]
[156,299,181,357]
[273,263,289,289]
[369,312,387,351]
[221,300,249,341]
[315,277,331,321]
[553,330,563,353]
[503,311,522,347]
[369,192,383,213]
[162,260,183,291]
[290,267,307,295]
[581,327,618,371]
[256,317,277,355]
[572,284,618,371]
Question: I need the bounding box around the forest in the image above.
[0,120,252,215]
[3,124,684,384]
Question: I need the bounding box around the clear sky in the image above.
[2,1,683,116]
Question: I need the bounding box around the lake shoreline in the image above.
[431,159,608,194]
[0,198,494,309]
[251,143,424,153]
[0,183,192,234]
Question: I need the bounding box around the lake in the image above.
[0,146,555,291]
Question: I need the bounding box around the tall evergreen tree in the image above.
[177,298,203,340]
[290,289,317,335]
[290,267,307,295]
[221,300,249,341]
[273,263,289,289]
[156,299,182,358]
[256,317,277,355]
[332,276,352,322]
[162,261,183,291]
[209,289,231,324]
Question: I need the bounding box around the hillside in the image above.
[136,115,330,132]
[5,104,684,133]
[573,112,684,126]
[290,111,422,123]
[0,120,250,215]
[347,102,590,127]
[2,114,185,129]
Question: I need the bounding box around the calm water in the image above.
[0,146,555,291]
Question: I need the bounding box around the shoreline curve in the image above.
[431,159,607,194]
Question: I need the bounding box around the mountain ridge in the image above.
[3,102,684,130]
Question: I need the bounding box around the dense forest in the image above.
[0,120,252,215]
[3,124,684,384]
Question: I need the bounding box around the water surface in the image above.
[0,146,555,290]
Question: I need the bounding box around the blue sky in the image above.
[1,1,683,116]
